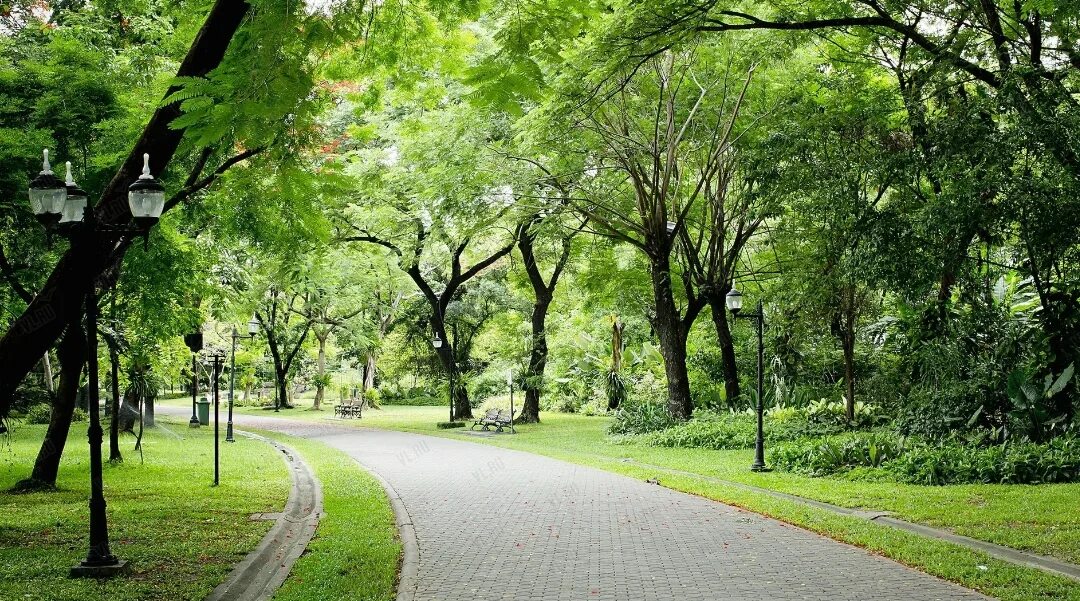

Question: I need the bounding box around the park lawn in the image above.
[0,418,289,601]
[260,432,400,601]
[198,400,1080,600]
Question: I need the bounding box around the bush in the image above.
[770,429,1080,485]
[642,412,757,450]
[608,401,678,435]
[888,433,1080,485]
[381,387,444,406]
[72,407,87,422]
[24,403,52,424]
[363,388,381,408]
[769,430,909,476]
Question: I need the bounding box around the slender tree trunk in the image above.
[363,354,376,392]
[144,395,155,427]
[108,344,122,463]
[313,333,327,410]
[520,297,551,423]
[431,314,473,419]
[840,287,857,422]
[15,324,85,490]
[41,353,54,395]
[650,256,693,419]
[708,299,740,406]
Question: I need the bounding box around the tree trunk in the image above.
[431,314,473,419]
[363,354,376,392]
[839,287,857,422]
[519,297,551,424]
[15,324,84,490]
[650,257,693,419]
[108,343,122,463]
[708,299,740,407]
[313,334,327,410]
[0,0,251,419]
[144,396,155,427]
[41,353,54,395]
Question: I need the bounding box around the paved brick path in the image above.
[219,414,992,601]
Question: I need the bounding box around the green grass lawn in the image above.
[262,433,400,601]
[0,418,289,601]
[192,399,1080,600]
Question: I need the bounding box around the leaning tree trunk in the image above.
[15,324,85,490]
[519,296,551,424]
[0,0,251,418]
[651,257,693,419]
[708,298,741,407]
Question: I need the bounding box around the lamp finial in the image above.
[139,153,153,179]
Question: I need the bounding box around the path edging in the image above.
[205,431,323,601]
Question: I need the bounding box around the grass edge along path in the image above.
[0,420,289,601]
[259,430,401,601]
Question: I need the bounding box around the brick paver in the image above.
[224,415,992,601]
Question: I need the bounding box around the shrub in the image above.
[608,401,678,435]
[642,412,757,450]
[24,403,52,424]
[363,388,381,408]
[72,407,87,422]
[888,433,1080,485]
[769,431,909,476]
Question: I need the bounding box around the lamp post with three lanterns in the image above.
[28,149,166,577]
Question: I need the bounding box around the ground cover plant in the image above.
[0,420,289,601]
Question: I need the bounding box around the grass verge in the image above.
[260,432,400,601]
[0,418,288,601]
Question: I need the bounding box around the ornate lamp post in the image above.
[726,288,769,472]
[206,348,227,486]
[28,150,165,577]
[226,317,259,443]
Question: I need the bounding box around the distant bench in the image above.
[472,408,513,432]
[334,397,363,419]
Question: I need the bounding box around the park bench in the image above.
[472,408,513,432]
[334,396,363,419]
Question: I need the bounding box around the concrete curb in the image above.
[205,431,323,601]
[353,459,421,601]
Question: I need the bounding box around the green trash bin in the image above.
[197,396,211,425]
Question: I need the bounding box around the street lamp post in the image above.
[29,149,165,577]
[226,317,259,443]
[432,334,454,422]
[184,332,203,427]
[207,349,226,486]
[726,288,769,472]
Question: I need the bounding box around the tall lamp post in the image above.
[184,332,203,427]
[432,334,454,422]
[226,317,259,443]
[207,348,226,486]
[726,288,769,472]
[28,149,165,577]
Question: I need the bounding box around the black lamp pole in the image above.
[209,350,226,486]
[727,290,769,472]
[227,329,238,443]
[184,332,203,427]
[28,149,165,577]
[74,272,126,576]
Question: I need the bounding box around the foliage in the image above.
[607,401,678,435]
[769,431,910,477]
[640,412,757,450]
[889,434,1080,486]
[23,404,52,425]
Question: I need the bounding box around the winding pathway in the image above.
[206,413,992,601]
